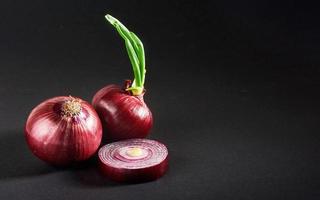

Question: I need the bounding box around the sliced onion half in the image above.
[98,139,168,182]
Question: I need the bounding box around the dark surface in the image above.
[0,0,320,199]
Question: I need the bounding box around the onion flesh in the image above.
[99,138,168,182]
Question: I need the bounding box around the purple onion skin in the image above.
[92,84,153,141]
[99,156,168,183]
[25,96,102,166]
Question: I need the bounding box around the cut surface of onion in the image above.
[99,139,168,182]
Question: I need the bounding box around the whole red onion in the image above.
[99,139,168,182]
[25,96,102,166]
[93,15,153,141]
[92,82,153,141]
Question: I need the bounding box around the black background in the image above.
[0,0,320,199]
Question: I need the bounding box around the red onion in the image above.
[25,96,102,166]
[92,82,153,141]
[92,15,153,141]
[99,139,168,182]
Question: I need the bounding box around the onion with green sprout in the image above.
[93,14,153,141]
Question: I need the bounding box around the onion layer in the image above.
[92,84,153,141]
[99,139,168,182]
[25,96,102,166]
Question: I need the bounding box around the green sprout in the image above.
[105,14,146,95]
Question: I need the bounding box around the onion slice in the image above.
[98,139,168,182]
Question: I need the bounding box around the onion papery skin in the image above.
[92,84,153,141]
[25,96,102,166]
[98,139,168,183]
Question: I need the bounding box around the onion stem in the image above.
[105,14,146,95]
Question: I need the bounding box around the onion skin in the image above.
[92,84,153,141]
[98,139,168,183]
[25,96,102,166]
